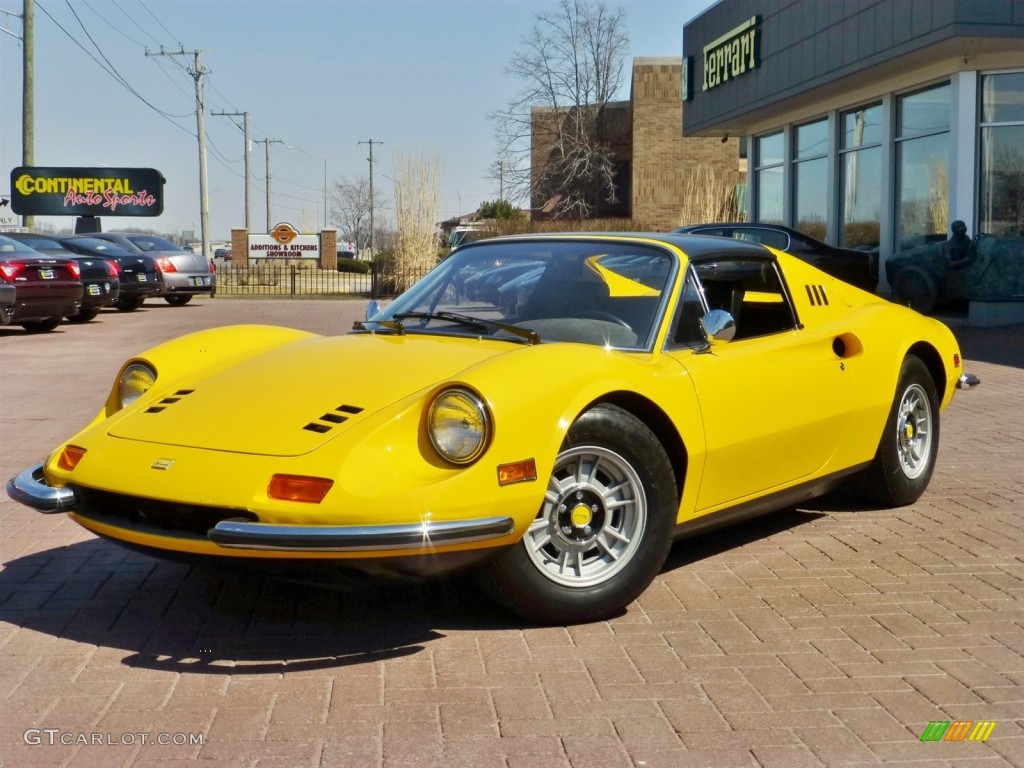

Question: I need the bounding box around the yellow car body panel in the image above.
[10,232,971,622]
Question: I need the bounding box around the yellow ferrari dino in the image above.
[7,233,979,624]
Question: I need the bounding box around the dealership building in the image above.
[682,0,1024,308]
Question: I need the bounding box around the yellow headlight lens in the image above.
[118,363,156,409]
[428,388,490,465]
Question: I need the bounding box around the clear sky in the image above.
[1,0,715,244]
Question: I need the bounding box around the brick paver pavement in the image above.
[1,298,1021,767]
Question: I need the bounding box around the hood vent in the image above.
[145,389,196,414]
[302,403,364,434]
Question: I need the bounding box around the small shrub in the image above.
[337,257,370,273]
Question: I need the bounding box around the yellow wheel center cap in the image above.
[570,504,593,528]
[904,423,915,440]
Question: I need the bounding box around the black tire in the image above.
[892,266,938,315]
[117,296,143,312]
[67,307,100,323]
[21,317,61,333]
[857,356,940,507]
[477,404,677,624]
[164,294,193,306]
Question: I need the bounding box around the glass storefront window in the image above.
[895,84,951,251]
[839,104,882,248]
[982,72,1024,123]
[793,119,828,240]
[755,132,784,224]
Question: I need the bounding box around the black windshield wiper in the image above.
[352,318,405,334]
[392,311,540,344]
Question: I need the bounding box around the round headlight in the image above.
[428,388,490,465]
[118,363,156,409]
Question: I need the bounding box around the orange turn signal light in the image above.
[953,353,962,368]
[497,458,538,486]
[57,445,87,471]
[268,474,334,503]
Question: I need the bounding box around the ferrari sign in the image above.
[10,166,165,217]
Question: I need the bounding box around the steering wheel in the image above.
[578,310,632,329]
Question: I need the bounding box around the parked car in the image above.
[59,236,163,311]
[2,232,120,322]
[673,223,878,292]
[7,233,977,623]
[0,234,83,332]
[86,233,215,305]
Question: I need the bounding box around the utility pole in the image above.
[255,138,283,231]
[4,1,35,229]
[213,110,251,232]
[146,46,210,258]
[358,139,381,255]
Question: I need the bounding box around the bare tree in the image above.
[490,0,629,219]
[391,150,442,289]
[330,177,383,252]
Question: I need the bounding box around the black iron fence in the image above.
[213,261,432,299]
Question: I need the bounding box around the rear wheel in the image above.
[477,404,677,624]
[21,317,61,333]
[67,307,100,323]
[117,296,143,311]
[164,294,193,306]
[858,356,940,506]
[892,267,938,315]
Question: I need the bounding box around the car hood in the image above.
[106,333,513,457]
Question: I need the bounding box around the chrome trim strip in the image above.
[6,463,77,514]
[957,372,980,389]
[209,516,516,552]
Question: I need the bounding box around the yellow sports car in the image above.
[7,233,979,624]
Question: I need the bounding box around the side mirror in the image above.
[700,309,736,344]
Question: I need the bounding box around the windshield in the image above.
[0,235,41,255]
[125,234,183,252]
[371,239,676,350]
[65,238,136,257]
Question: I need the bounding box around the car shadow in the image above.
[661,488,878,571]
[0,538,517,675]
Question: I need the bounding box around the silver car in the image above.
[86,232,215,305]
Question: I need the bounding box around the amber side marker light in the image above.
[498,459,537,486]
[268,474,334,503]
[57,445,87,471]
[953,353,962,368]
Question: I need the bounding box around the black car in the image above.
[3,233,120,322]
[0,235,83,332]
[672,223,878,293]
[59,236,164,311]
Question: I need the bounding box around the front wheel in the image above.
[857,356,940,507]
[477,404,677,624]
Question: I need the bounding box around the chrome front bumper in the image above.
[7,462,516,552]
[208,517,515,552]
[7,463,76,513]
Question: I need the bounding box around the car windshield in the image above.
[66,238,136,257]
[0,235,41,255]
[369,239,676,350]
[125,234,183,252]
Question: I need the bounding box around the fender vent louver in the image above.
[145,389,196,414]
[805,284,829,306]
[302,404,364,434]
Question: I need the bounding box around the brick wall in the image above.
[631,57,745,231]
[529,57,746,228]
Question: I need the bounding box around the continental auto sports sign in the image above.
[10,167,164,216]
